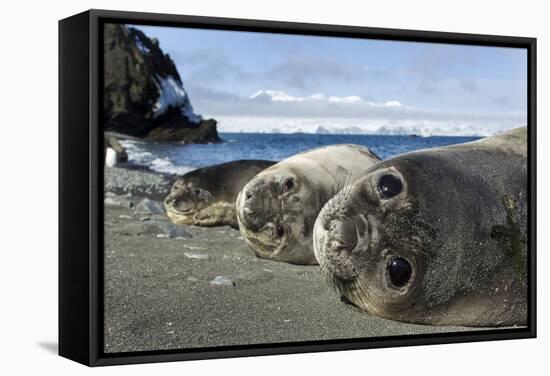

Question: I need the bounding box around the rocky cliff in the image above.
[103,24,219,143]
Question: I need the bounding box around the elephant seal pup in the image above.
[313,127,528,327]
[164,160,275,229]
[236,144,381,265]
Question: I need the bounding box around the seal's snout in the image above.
[239,181,269,231]
[164,195,176,206]
[164,193,182,209]
[315,212,368,280]
[165,193,194,213]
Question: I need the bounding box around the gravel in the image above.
[104,166,175,200]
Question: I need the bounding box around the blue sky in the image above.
[129,24,527,135]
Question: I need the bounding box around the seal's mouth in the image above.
[241,221,287,253]
[165,206,194,216]
[236,198,294,260]
[320,269,372,314]
[239,205,267,232]
[165,206,195,225]
[164,198,196,214]
[164,193,200,225]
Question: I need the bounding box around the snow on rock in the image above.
[133,34,151,54]
[153,75,202,124]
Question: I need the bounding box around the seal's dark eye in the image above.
[275,224,285,237]
[282,178,294,193]
[378,174,403,199]
[387,257,412,287]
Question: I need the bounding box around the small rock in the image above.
[187,277,198,282]
[166,225,191,239]
[104,196,134,209]
[135,198,164,215]
[210,276,235,287]
[184,252,209,260]
[118,214,132,219]
[184,245,206,250]
[104,197,116,205]
[147,222,192,239]
[140,216,151,221]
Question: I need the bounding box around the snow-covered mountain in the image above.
[213,115,522,137]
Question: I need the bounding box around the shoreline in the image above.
[111,132,484,176]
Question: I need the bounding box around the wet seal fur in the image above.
[236,144,381,265]
[164,160,275,228]
[313,127,528,327]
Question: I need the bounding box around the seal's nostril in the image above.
[333,245,352,258]
[331,218,358,255]
[345,219,359,247]
[245,189,253,200]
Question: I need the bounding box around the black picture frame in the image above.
[59,9,537,367]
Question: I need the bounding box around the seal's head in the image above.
[314,162,428,319]
[312,153,513,326]
[164,179,214,225]
[236,166,322,265]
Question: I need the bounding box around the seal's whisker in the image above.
[353,278,376,310]
[329,169,360,214]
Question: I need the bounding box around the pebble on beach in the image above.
[184,253,209,260]
[210,276,236,287]
[104,196,134,209]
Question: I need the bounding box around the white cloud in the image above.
[249,90,395,106]
[383,100,403,107]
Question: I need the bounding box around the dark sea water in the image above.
[120,132,481,174]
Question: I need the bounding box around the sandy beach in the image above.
[103,166,484,354]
